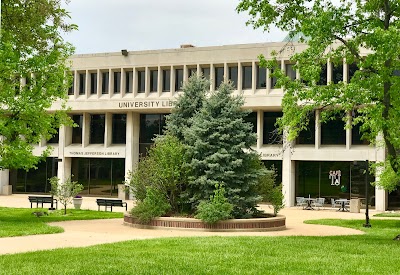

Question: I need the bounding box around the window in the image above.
[228,66,238,88]
[79,73,85,95]
[47,129,59,144]
[125,71,133,93]
[162,69,170,92]
[72,114,83,144]
[139,114,167,157]
[68,74,74,95]
[244,112,257,134]
[137,70,145,93]
[188,68,197,77]
[348,63,359,82]
[317,64,328,85]
[113,72,121,94]
[286,64,296,80]
[332,63,343,84]
[321,112,346,145]
[256,65,266,88]
[202,67,210,80]
[270,69,278,89]
[297,112,315,145]
[150,70,158,92]
[175,69,183,91]
[112,114,126,144]
[351,111,369,145]
[101,72,109,94]
[90,114,105,144]
[263,112,283,144]
[242,66,252,89]
[90,73,97,94]
[214,67,224,89]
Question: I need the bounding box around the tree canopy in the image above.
[237,0,400,191]
[0,0,76,170]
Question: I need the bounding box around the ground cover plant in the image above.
[0,207,122,238]
[0,219,399,274]
[374,212,400,218]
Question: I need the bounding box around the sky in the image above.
[62,0,287,54]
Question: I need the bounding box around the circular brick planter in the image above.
[124,214,286,232]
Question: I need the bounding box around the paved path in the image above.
[0,194,378,255]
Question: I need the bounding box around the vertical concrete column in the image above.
[120,68,125,97]
[171,66,176,96]
[346,112,351,150]
[145,67,150,97]
[96,69,100,98]
[108,68,113,98]
[343,58,349,84]
[73,70,78,100]
[252,61,256,94]
[327,60,332,83]
[57,125,66,180]
[266,68,271,94]
[224,63,228,83]
[282,133,295,207]
[82,113,90,147]
[237,62,242,94]
[375,133,387,211]
[210,64,215,91]
[105,112,112,147]
[0,169,11,195]
[315,109,321,149]
[125,112,140,199]
[157,66,162,96]
[257,110,264,149]
[58,157,72,181]
[85,70,89,99]
[196,64,201,77]
[183,65,188,82]
[133,67,138,97]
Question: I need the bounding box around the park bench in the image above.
[28,196,58,209]
[96,199,127,212]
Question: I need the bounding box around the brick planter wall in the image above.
[124,214,286,232]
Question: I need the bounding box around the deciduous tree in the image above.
[237,0,400,191]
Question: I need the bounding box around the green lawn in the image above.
[0,207,123,237]
[1,218,400,274]
[374,212,400,218]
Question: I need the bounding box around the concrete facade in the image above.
[0,42,388,210]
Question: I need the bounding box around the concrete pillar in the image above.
[315,110,321,149]
[105,113,112,147]
[0,169,11,195]
[282,148,295,207]
[346,112,351,150]
[251,61,256,94]
[82,113,90,147]
[125,112,140,199]
[375,133,387,211]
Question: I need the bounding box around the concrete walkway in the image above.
[0,194,380,255]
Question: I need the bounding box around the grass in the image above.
[374,212,400,217]
[1,218,400,274]
[0,207,123,237]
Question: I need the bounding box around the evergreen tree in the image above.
[184,82,264,218]
[165,74,209,141]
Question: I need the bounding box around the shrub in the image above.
[49,176,84,215]
[130,187,171,224]
[257,166,284,216]
[195,184,233,224]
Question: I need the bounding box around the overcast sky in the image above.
[62,0,287,54]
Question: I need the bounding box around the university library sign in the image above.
[118,100,175,109]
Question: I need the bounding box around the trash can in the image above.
[350,198,361,213]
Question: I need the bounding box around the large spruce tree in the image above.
[184,82,264,218]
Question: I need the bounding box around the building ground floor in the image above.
[0,110,396,211]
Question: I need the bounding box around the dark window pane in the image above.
[137,71,145,93]
[175,69,183,91]
[351,111,369,145]
[317,64,327,85]
[242,66,252,89]
[188,68,197,77]
[256,66,266,88]
[348,63,359,82]
[150,70,158,92]
[270,69,278,89]
[244,112,257,134]
[114,72,121,94]
[125,71,133,93]
[263,160,282,187]
[79,73,85,95]
[47,128,59,144]
[214,67,224,89]
[112,114,126,144]
[102,72,109,94]
[332,63,343,84]
[202,67,210,80]
[228,66,238,88]
[297,112,315,145]
[72,114,83,144]
[90,73,97,94]
[263,112,283,144]
[68,74,74,95]
[139,114,167,157]
[90,114,105,144]
[321,113,346,145]
[162,70,170,92]
[286,64,296,80]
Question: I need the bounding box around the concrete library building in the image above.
[0,41,396,211]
